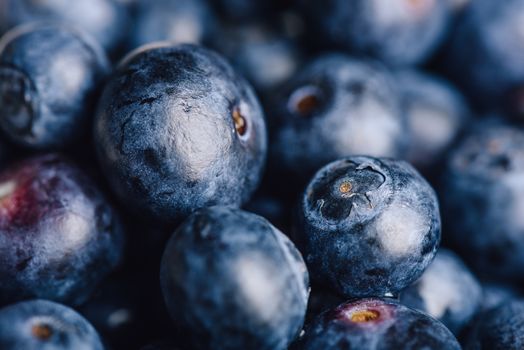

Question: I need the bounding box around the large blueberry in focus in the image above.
[268,54,405,183]
[298,0,450,66]
[464,300,524,350]
[0,299,104,350]
[442,120,524,281]
[396,70,470,171]
[160,206,309,350]
[295,298,461,350]
[0,154,124,306]
[94,44,267,224]
[400,248,482,334]
[0,0,129,53]
[130,0,216,49]
[296,156,440,298]
[0,23,110,149]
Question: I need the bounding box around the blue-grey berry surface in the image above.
[296,156,441,298]
[160,206,309,350]
[94,44,267,224]
[0,299,104,350]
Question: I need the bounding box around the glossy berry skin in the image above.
[295,298,461,350]
[268,54,405,182]
[442,120,524,281]
[400,248,482,334]
[445,0,524,108]
[160,206,309,350]
[0,23,110,150]
[298,0,450,66]
[94,44,267,224]
[0,154,124,306]
[0,0,129,53]
[0,299,103,350]
[396,70,470,171]
[130,0,215,49]
[465,300,524,350]
[296,156,440,298]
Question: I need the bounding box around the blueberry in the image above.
[0,0,129,54]
[396,69,470,171]
[441,120,524,281]
[130,0,216,49]
[298,0,450,66]
[212,22,303,93]
[445,0,524,109]
[0,154,124,306]
[94,44,267,224]
[0,299,103,350]
[480,283,520,313]
[160,206,309,350]
[0,23,110,150]
[268,54,405,185]
[295,156,440,298]
[295,298,461,350]
[210,0,270,22]
[464,300,524,349]
[400,248,482,334]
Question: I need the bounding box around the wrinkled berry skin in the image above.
[268,54,405,183]
[0,23,110,150]
[130,0,215,49]
[160,206,309,350]
[298,0,450,66]
[400,248,482,334]
[0,154,124,306]
[465,300,524,350]
[0,0,129,53]
[296,156,440,298]
[445,0,524,109]
[442,120,524,281]
[0,299,104,350]
[94,44,267,224]
[295,298,461,350]
[396,70,470,171]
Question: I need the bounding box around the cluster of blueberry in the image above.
[0,0,523,349]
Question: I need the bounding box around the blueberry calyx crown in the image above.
[287,85,323,117]
[232,106,247,137]
[31,323,53,340]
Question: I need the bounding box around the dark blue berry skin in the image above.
[130,0,216,49]
[212,23,303,94]
[441,120,524,282]
[0,23,110,150]
[0,154,124,306]
[400,248,482,335]
[294,298,461,350]
[295,156,441,298]
[298,0,450,66]
[464,300,524,350]
[160,206,309,350]
[210,0,269,22]
[268,54,405,185]
[396,70,470,172]
[0,0,129,54]
[0,299,104,350]
[445,0,524,109]
[481,283,520,313]
[94,44,267,224]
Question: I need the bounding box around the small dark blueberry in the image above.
[0,23,110,149]
[94,44,267,224]
[400,248,482,334]
[295,156,441,298]
[0,299,104,350]
[297,0,451,66]
[295,298,461,350]
[160,206,309,350]
[0,0,129,53]
[442,119,524,281]
[0,154,124,306]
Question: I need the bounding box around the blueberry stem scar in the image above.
[31,323,53,340]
